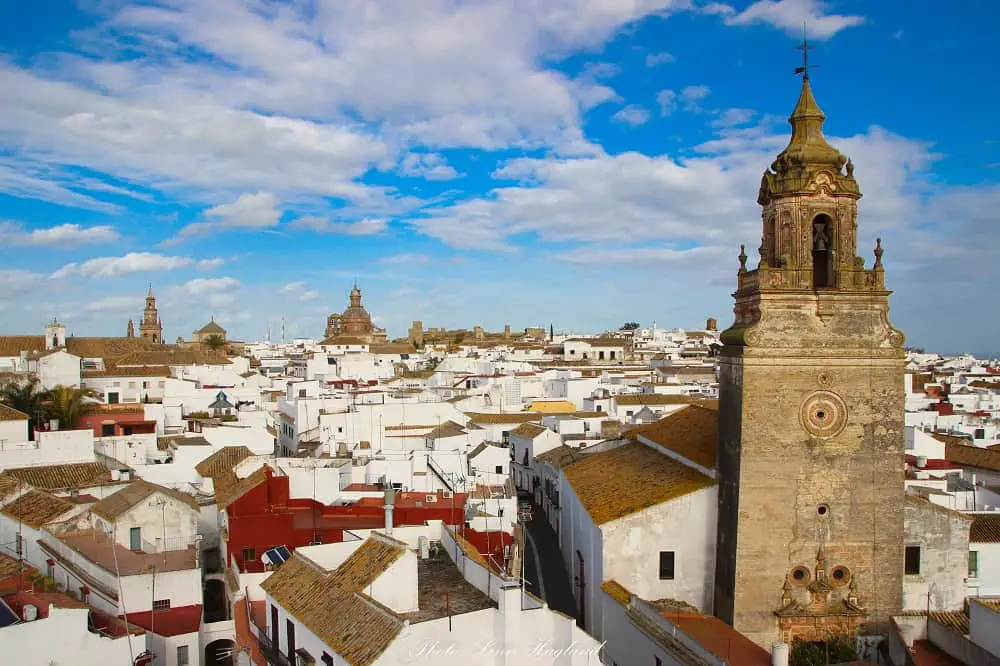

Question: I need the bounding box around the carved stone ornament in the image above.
[816,372,831,388]
[800,390,848,439]
[744,328,762,347]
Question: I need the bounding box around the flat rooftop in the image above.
[48,529,197,576]
[402,547,495,623]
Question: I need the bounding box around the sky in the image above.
[0,1,997,354]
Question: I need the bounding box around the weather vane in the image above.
[793,23,817,80]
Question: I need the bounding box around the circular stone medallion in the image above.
[800,390,848,439]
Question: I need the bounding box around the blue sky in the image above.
[0,1,997,354]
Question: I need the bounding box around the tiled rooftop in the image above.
[626,404,718,470]
[91,479,200,521]
[0,489,76,528]
[970,514,1000,543]
[564,440,715,525]
[4,462,114,492]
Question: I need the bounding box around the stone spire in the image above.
[770,76,848,178]
[127,319,135,337]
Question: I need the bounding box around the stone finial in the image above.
[738,244,747,273]
[846,158,854,178]
[847,577,860,605]
[874,238,884,269]
[780,578,793,606]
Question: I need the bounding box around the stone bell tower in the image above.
[712,72,906,648]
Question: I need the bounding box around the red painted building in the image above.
[79,405,157,437]
[225,468,475,573]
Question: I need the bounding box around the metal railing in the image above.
[257,632,292,666]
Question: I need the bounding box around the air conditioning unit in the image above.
[425,494,437,503]
[442,490,454,499]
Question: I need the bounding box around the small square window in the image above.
[153,599,171,611]
[177,645,190,666]
[242,547,256,564]
[905,546,921,576]
[495,465,503,474]
[969,551,979,578]
[659,551,675,580]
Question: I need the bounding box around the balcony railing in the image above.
[257,632,292,666]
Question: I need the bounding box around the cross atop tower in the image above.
[793,24,815,81]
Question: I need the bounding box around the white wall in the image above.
[601,485,717,614]
[903,498,971,611]
[969,541,1000,597]
[120,568,203,614]
[38,351,82,390]
[0,607,145,666]
[0,428,95,469]
[0,417,29,444]
[103,491,199,553]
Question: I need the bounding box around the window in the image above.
[287,618,297,657]
[976,428,986,440]
[153,599,171,611]
[108,392,119,404]
[626,411,634,417]
[337,427,343,433]
[495,465,503,474]
[177,645,190,666]
[158,381,165,388]
[101,423,115,436]
[242,547,256,564]
[142,381,149,389]
[598,351,605,360]
[610,351,616,360]
[659,551,675,580]
[905,546,921,575]
[655,657,662,666]
[970,551,979,578]
[322,653,334,666]
[569,349,575,355]
[128,381,137,389]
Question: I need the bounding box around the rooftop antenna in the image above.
[793,22,817,80]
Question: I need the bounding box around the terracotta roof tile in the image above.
[564,441,714,525]
[82,365,172,378]
[601,580,632,606]
[945,440,1000,472]
[0,474,19,501]
[261,536,406,666]
[0,403,29,421]
[195,445,253,477]
[508,423,547,439]
[625,404,718,470]
[970,514,1000,543]
[464,412,543,425]
[0,336,45,356]
[930,609,970,635]
[425,421,466,440]
[615,394,717,407]
[91,479,199,521]
[535,445,588,469]
[5,462,112,492]
[0,489,76,528]
[665,613,771,666]
[217,465,271,509]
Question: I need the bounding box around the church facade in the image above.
[323,284,387,344]
[713,74,906,647]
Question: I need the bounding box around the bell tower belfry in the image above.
[712,71,906,648]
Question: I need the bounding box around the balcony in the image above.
[257,632,292,666]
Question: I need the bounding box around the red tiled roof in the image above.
[235,598,267,666]
[905,454,959,471]
[122,604,202,637]
[663,613,771,666]
[911,640,963,666]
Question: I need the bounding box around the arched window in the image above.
[812,214,835,288]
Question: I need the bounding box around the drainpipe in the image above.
[383,488,396,535]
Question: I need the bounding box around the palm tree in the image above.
[0,377,46,439]
[203,334,226,353]
[43,385,98,431]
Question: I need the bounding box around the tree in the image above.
[621,322,640,330]
[790,635,857,666]
[43,385,98,431]
[0,376,46,439]
[203,334,226,353]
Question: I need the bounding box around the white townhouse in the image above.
[968,514,1000,598]
[562,338,628,363]
[258,529,601,666]
[508,422,561,493]
[558,405,719,635]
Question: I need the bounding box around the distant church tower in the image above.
[138,285,163,344]
[713,72,906,648]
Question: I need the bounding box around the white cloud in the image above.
[709,0,865,40]
[580,62,620,79]
[174,192,282,241]
[280,281,320,302]
[612,104,649,127]
[0,222,119,246]
[656,90,678,116]
[399,153,461,181]
[52,252,224,278]
[613,105,651,127]
[287,216,388,235]
[711,108,755,128]
[680,85,711,110]
[646,52,676,67]
[86,296,137,312]
[169,276,242,308]
[379,253,431,265]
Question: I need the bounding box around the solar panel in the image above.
[0,600,18,628]
[276,546,292,561]
[262,546,292,566]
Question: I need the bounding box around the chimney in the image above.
[916,456,928,469]
[771,641,789,666]
[383,488,396,535]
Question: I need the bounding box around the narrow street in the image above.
[519,496,578,620]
